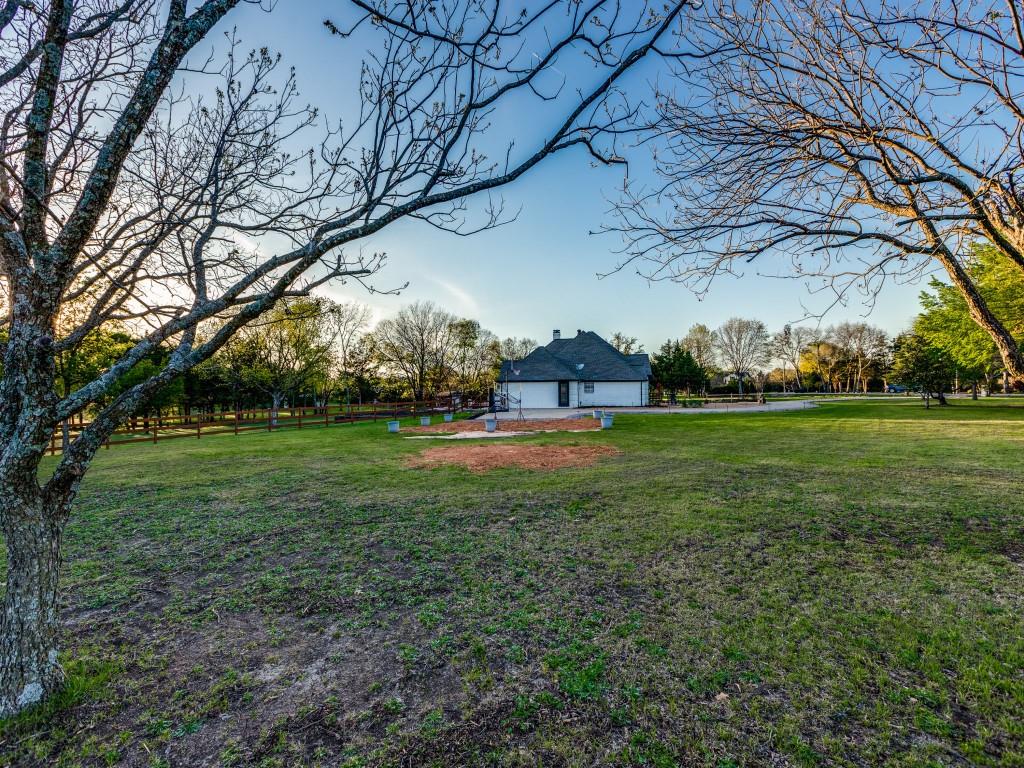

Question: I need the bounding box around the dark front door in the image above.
[558,380,570,407]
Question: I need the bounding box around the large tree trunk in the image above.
[0,493,65,718]
[0,301,68,717]
[270,391,284,427]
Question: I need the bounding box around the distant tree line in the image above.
[638,243,1022,406]
[40,299,538,423]
[37,243,1020,425]
[643,318,892,400]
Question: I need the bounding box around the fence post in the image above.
[153,419,158,444]
[49,431,55,456]
[235,410,240,436]
[197,416,201,439]
[325,406,330,428]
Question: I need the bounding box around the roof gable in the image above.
[499,345,576,381]
[500,330,650,382]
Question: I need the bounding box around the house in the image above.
[497,330,651,409]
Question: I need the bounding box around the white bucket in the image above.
[593,409,604,419]
[387,420,400,433]
[484,419,497,433]
[420,416,431,426]
[600,415,614,429]
[443,413,454,423]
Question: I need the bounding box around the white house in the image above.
[497,330,651,409]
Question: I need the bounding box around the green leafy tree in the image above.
[241,298,339,414]
[916,244,1024,395]
[890,333,956,408]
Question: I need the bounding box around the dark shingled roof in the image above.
[499,331,651,382]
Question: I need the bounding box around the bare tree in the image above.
[613,0,1024,382]
[771,325,813,392]
[833,322,888,393]
[449,319,500,402]
[609,331,643,354]
[343,333,381,403]
[499,337,538,361]
[330,301,373,407]
[715,317,769,394]
[804,330,841,393]
[373,301,457,401]
[681,323,718,375]
[0,0,691,716]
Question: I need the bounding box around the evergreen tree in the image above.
[891,333,956,408]
[652,340,706,400]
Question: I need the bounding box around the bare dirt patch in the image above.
[406,417,601,435]
[407,442,620,472]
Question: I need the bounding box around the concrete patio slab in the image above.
[403,431,534,440]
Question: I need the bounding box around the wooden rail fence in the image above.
[47,400,462,456]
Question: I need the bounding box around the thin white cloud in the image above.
[426,275,481,318]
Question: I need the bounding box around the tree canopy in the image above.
[916,244,1024,388]
[0,0,693,717]
[613,0,1024,382]
[651,340,706,397]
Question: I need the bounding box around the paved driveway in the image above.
[486,401,817,420]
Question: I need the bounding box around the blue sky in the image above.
[210,2,929,349]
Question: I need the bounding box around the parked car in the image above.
[886,384,908,393]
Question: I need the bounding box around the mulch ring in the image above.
[406,442,620,473]
[407,418,600,435]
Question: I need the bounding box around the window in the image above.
[584,382,595,393]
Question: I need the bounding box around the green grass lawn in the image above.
[2,400,1023,767]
